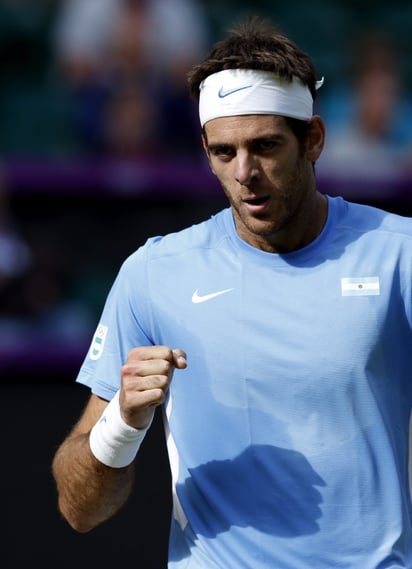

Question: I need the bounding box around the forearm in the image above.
[52,432,135,532]
[52,347,186,532]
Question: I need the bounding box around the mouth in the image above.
[243,196,269,206]
[242,195,270,213]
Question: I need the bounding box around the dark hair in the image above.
[188,17,319,102]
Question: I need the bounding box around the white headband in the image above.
[199,69,324,127]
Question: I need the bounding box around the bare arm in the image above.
[52,346,187,533]
[52,394,135,532]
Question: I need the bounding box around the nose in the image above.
[234,152,260,186]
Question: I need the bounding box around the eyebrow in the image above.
[206,133,286,150]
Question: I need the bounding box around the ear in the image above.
[305,116,325,162]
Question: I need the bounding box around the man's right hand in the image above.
[120,345,187,429]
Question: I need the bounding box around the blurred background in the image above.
[2,1,412,567]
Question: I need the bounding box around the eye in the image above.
[254,138,279,153]
[209,145,235,161]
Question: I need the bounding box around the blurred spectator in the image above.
[0,0,72,157]
[0,171,94,347]
[52,0,211,159]
[103,82,159,159]
[317,30,412,181]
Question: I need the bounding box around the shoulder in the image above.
[123,208,231,269]
[335,197,412,240]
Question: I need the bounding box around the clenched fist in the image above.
[119,345,187,429]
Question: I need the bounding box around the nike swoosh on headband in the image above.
[218,85,252,98]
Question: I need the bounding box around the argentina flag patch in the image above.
[341,276,380,297]
[89,324,109,360]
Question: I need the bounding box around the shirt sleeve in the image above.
[76,240,155,400]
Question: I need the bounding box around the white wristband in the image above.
[89,391,151,468]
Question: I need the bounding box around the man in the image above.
[52,18,412,568]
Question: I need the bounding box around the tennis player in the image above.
[53,17,412,568]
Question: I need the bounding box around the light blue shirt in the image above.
[78,196,412,568]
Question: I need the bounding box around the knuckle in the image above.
[127,346,144,360]
[155,374,169,388]
[151,388,166,404]
[159,345,174,360]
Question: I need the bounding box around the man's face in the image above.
[203,114,323,253]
